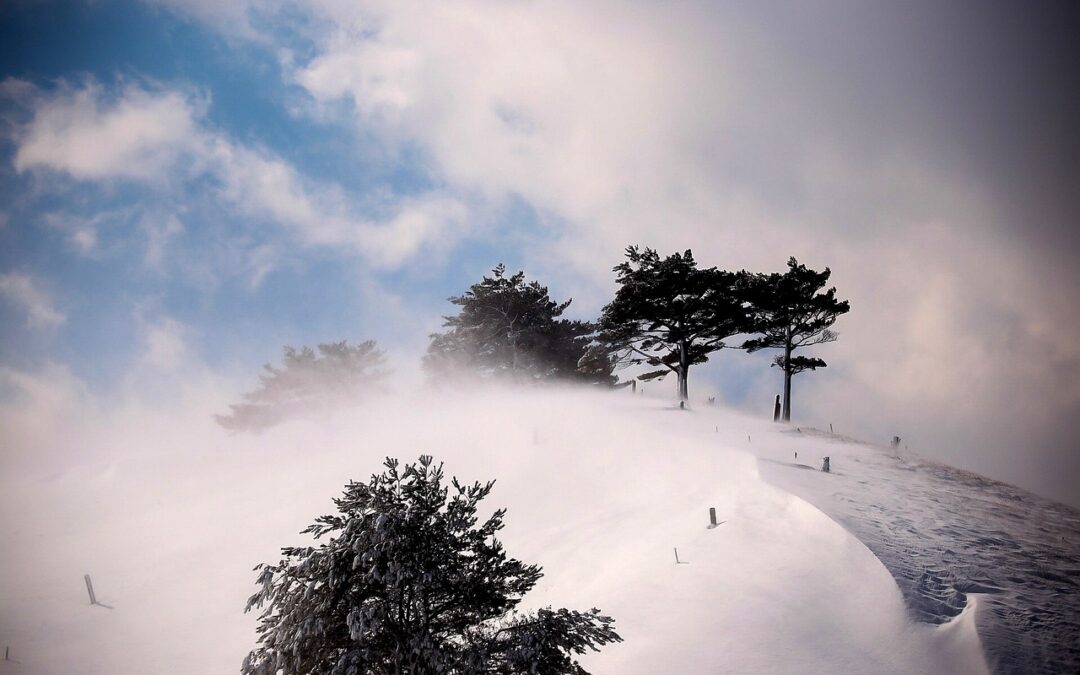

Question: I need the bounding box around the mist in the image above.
[0,367,996,673]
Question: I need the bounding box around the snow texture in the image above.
[0,388,1015,673]
[748,426,1080,674]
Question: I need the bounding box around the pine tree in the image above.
[743,258,850,422]
[424,265,615,386]
[216,340,388,433]
[243,456,621,675]
[594,247,752,401]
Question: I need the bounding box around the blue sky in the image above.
[1,0,1078,505]
[0,0,549,385]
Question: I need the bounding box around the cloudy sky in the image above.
[1,1,1077,505]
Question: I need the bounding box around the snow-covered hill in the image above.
[0,388,1013,673]
[744,426,1080,674]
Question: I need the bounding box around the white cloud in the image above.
[5,78,470,272]
[139,316,189,371]
[12,81,199,183]
[0,273,65,329]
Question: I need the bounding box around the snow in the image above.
[0,387,991,674]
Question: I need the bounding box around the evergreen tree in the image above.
[243,455,621,675]
[594,247,751,401]
[424,265,615,386]
[743,257,850,422]
[216,340,388,433]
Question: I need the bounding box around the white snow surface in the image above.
[0,388,990,674]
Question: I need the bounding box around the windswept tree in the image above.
[243,455,622,675]
[425,265,615,385]
[594,247,752,401]
[216,340,388,433]
[743,257,850,422]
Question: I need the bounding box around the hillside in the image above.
[0,388,989,674]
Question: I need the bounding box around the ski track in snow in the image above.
[753,428,1080,675]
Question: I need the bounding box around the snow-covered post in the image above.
[84,574,97,605]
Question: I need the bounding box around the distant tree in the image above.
[243,455,622,675]
[593,247,751,401]
[424,265,615,386]
[743,257,850,422]
[216,340,388,433]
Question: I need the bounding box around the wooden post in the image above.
[822,457,831,473]
[709,507,717,527]
[84,574,97,605]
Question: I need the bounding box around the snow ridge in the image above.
[754,428,1080,675]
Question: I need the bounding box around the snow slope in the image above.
[0,388,990,674]
[740,425,1080,674]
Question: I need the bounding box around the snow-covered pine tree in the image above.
[242,455,621,675]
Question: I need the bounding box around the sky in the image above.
[0,0,1078,506]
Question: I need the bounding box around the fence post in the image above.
[84,574,97,605]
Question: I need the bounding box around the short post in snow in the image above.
[708,507,718,528]
[631,380,637,395]
[84,574,97,605]
[891,436,901,449]
[822,456,831,473]
[773,395,782,422]
[674,547,688,565]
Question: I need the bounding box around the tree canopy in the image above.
[216,340,388,433]
[424,265,615,386]
[243,455,621,675]
[743,257,850,421]
[594,247,751,400]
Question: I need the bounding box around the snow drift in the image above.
[0,385,990,674]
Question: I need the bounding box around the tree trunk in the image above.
[678,339,689,401]
[782,335,792,422]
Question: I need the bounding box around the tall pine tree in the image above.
[743,257,850,422]
[595,247,751,401]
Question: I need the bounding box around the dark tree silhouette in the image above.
[743,257,850,422]
[243,455,621,675]
[594,246,751,401]
[216,340,388,433]
[425,265,615,386]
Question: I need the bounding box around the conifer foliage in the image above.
[242,456,621,675]
[743,258,850,421]
[424,265,615,385]
[594,247,751,400]
[216,340,387,433]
